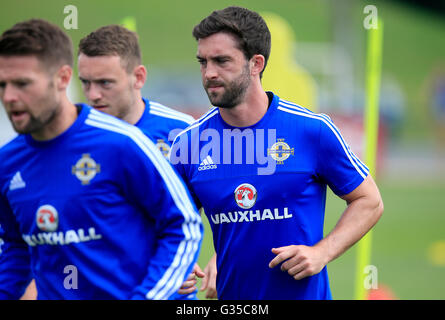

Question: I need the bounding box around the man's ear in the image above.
[55,65,73,90]
[250,54,265,77]
[132,65,147,90]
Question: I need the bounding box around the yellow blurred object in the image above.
[428,240,445,267]
[261,12,318,112]
[120,16,137,32]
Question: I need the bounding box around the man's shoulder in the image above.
[0,134,26,154]
[84,107,154,151]
[147,99,195,128]
[171,106,219,141]
[275,97,336,133]
[276,98,320,120]
[0,135,28,169]
[0,135,28,189]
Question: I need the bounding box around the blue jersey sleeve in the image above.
[169,133,203,210]
[317,116,369,196]
[0,193,32,300]
[121,132,202,300]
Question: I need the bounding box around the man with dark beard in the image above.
[170,6,383,299]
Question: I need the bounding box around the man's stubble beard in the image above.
[206,62,251,109]
[12,80,61,135]
[114,82,137,123]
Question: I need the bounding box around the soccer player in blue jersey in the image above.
[77,25,203,299]
[77,25,195,159]
[171,6,384,300]
[0,19,202,300]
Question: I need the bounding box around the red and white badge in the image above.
[36,204,59,232]
[234,183,257,209]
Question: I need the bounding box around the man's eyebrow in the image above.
[8,78,32,83]
[196,55,231,61]
[212,55,231,60]
[78,76,114,82]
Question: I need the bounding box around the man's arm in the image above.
[200,252,218,298]
[170,131,219,298]
[269,175,383,280]
[0,194,32,299]
[321,174,383,264]
[118,128,203,300]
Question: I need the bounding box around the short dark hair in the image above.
[192,6,271,77]
[0,19,73,70]
[78,25,142,72]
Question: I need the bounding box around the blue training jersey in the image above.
[135,98,197,300]
[137,98,195,158]
[0,104,202,300]
[170,92,369,300]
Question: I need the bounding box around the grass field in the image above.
[196,178,445,300]
[327,178,445,299]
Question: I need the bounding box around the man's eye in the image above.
[16,81,29,88]
[216,58,229,64]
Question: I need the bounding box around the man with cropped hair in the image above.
[78,24,195,159]
[0,19,202,300]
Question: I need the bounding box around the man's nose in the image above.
[204,63,218,80]
[2,83,19,105]
[85,83,102,102]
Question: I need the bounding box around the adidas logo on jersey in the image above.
[9,171,26,190]
[198,155,217,171]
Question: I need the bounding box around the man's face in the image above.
[78,54,136,121]
[197,32,251,109]
[0,55,60,135]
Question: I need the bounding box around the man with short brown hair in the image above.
[0,19,202,300]
[78,25,195,159]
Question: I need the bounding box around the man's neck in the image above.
[125,93,146,125]
[219,83,269,127]
[31,96,78,141]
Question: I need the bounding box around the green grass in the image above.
[196,178,445,300]
[324,178,445,299]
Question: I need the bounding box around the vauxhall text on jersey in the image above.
[170,92,369,300]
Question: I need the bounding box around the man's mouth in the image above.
[206,83,224,92]
[208,86,223,91]
[93,105,108,110]
[10,110,28,122]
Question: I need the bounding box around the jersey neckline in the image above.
[216,91,279,130]
[24,103,90,148]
